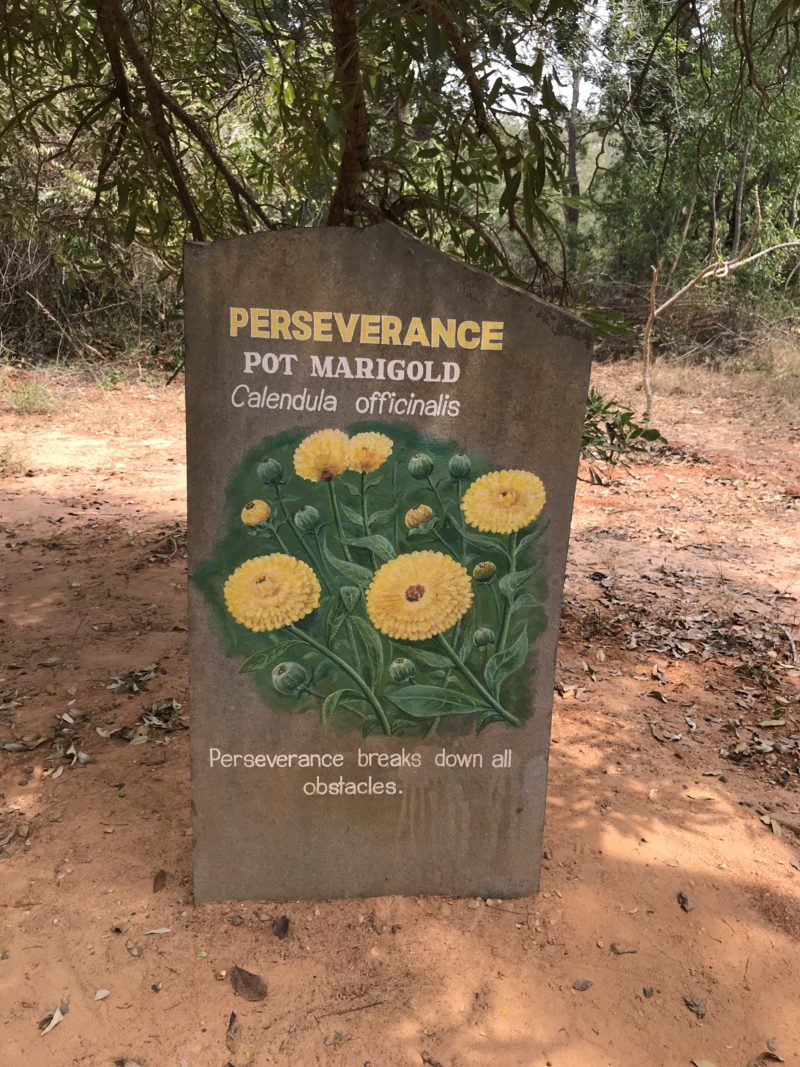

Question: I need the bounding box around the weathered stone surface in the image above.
[184,223,592,902]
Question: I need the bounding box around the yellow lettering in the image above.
[250,307,270,338]
[430,318,456,348]
[402,317,430,347]
[359,314,381,344]
[271,309,291,340]
[292,310,312,341]
[381,315,402,345]
[229,307,248,337]
[313,311,333,342]
[333,312,359,343]
[456,320,480,349]
[481,321,504,350]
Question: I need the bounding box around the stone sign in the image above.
[184,223,593,902]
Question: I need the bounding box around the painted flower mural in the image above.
[194,424,549,738]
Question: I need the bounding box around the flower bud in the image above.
[404,504,434,529]
[257,458,283,486]
[294,504,321,533]
[448,453,471,480]
[241,499,271,526]
[473,627,495,648]
[408,452,435,479]
[271,661,309,695]
[389,657,416,683]
[472,561,497,583]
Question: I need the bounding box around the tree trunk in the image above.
[731,134,752,257]
[327,0,369,226]
[564,66,581,228]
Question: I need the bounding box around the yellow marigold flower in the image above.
[347,431,393,474]
[462,469,546,534]
[404,504,433,529]
[224,554,320,632]
[293,428,349,482]
[366,551,472,641]
[241,499,271,526]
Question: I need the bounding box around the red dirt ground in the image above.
[0,360,798,1067]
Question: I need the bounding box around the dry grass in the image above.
[0,442,28,477]
[594,326,800,421]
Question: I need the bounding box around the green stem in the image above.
[275,484,309,558]
[327,478,353,561]
[455,479,467,563]
[431,526,460,560]
[344,616,362,675]
[490,584,502,638]
[302,534,331,595]
[270,524,291,555]
[497,531,518,651]
[360,471,376,568]
[289,624,392,735]
[311,527,334,593]
[428,475,450,523]
[437,633,521,728]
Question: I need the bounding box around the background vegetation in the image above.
[1,0,798,393]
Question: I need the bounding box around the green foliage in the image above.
[0,0,582,288]
[194,423,547,737]
[581,387,665,482]
[3,378,55,414]
[583,0,800,299]
[0,0,798,367]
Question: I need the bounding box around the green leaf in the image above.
[487,76,504,107]
[510,592,539,613]
[477,709,506,734]
[339,586,361,612]
[238,641,296,673]
[402,646,452,671]
[325,599,346,645]
[389,685,487,719]
[346,534,396,562]
[350,616,385,686]
[499,170,521,212]
[485,629,529,695]
[499,567,537,599]
[322,688,357,729]
[341,502,364,527]
[517,523,547,552]
[407,517,439,538]
[464,528,509,559]
[368,505,396,529]
[322,533,372,586]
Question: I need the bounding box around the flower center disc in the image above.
[254,575,279,595]
[405,584,426,603]
[498,488,519,507]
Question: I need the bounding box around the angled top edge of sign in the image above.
[183,221,594,351]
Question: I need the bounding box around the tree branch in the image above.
[96,0,205,240]
[428,0,555,285]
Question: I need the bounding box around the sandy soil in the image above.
[0,361,798,1067]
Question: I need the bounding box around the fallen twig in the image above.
[778,624,797,662]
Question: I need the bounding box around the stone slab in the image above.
[184,223,593,902]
